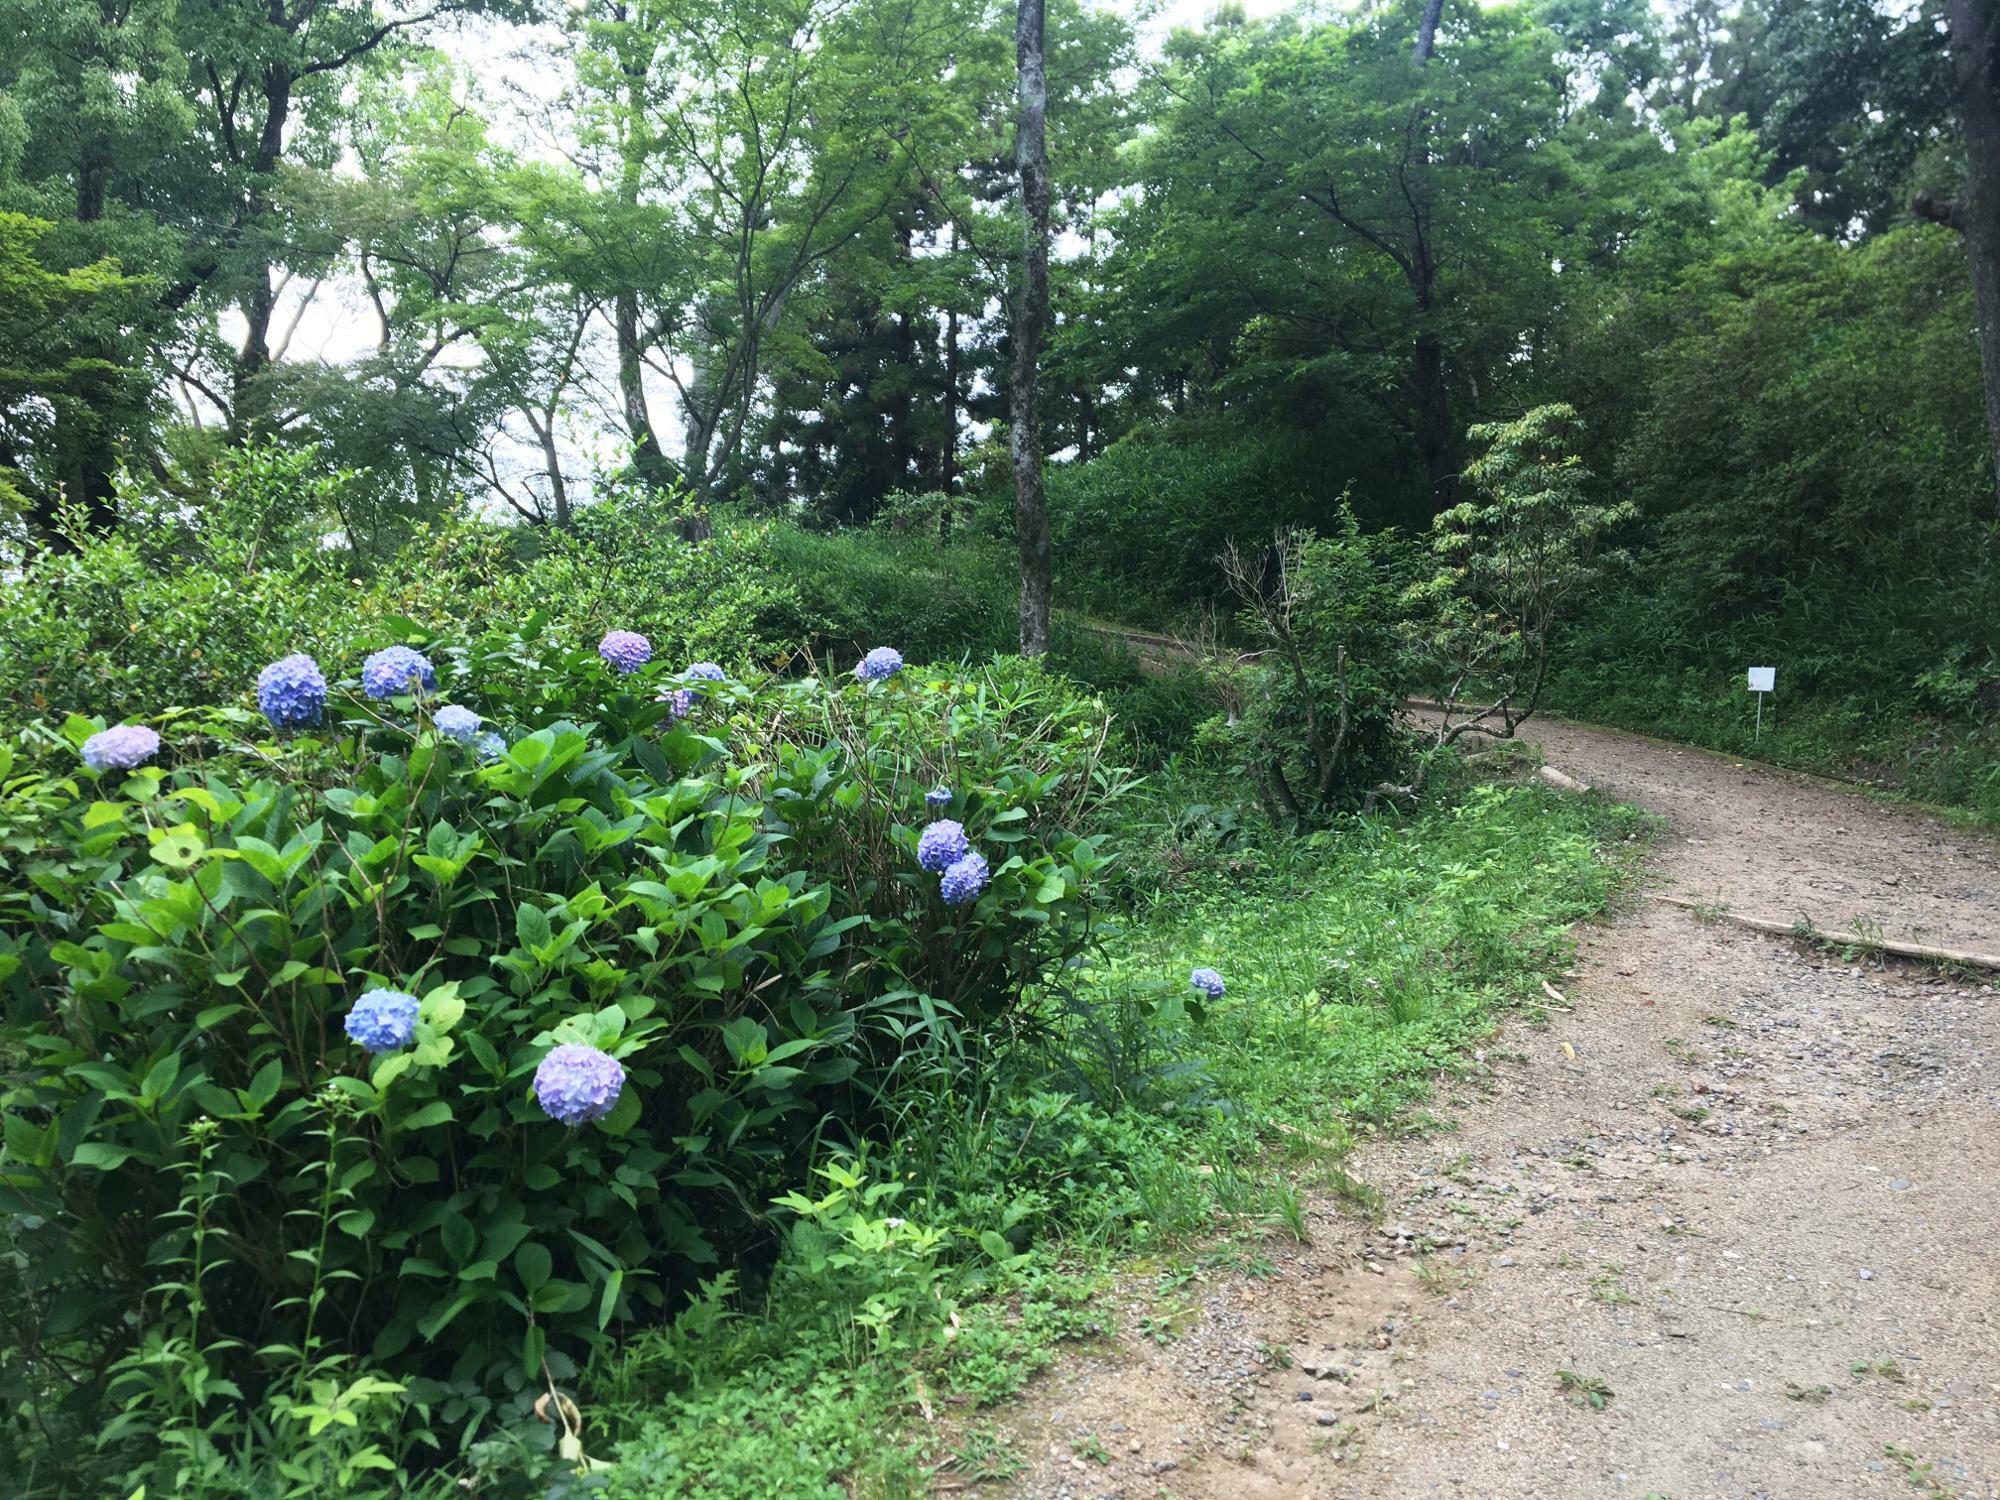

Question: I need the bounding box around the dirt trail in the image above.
[994,717,2000,1500]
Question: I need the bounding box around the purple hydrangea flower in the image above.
[345,988,420,1054]
[533,1043,627,1126]
[917,819,969,874]
[599,630,652,674]
[656,686,696,719]
[939,850,989,907]
[80,724,160,772]
[433,705,481,742]
[925,786,952,810]
[685,661,726,682]
[855,646,904,682]
[361,646,437,700]
[257,653,328,729]
[1190,967,1226,999]
[472,731,507,764]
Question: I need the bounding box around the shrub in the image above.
[1215,510,1421,822]
[0,461,799,732]
[1044,418,1367,628]
[0,631,1122,1481]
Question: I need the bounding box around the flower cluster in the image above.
[1190,967,1227,999]
[257,653,329,729]
[657,686,695,719]
[685,661,726,682]
[534,1043,627,1126]
[940,851,989,906]
[81,724,160,772]
[361,646,437,700]
[925,786,952,809]
[434,705,481,742]
[917,815,989,906]
[855,646,904,682]
[345,988,420,1054]
[599,630,652,674]
[473,731,507,764]
[917,819,970,873]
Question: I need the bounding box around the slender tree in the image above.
[1926,0,2000,512]
[1011,0,1053,656]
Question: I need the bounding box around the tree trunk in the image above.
[939,222,962,545]
[1948,0,2000,514]
[53,135,119,541]
[229,66,295,442]
[1011,0,1053,658]
[1409,3,1455,511]
[1412,0,1446,65]
[1412,330,1455,509]
[616,291,673,493]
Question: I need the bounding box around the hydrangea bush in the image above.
[0,638,1126,1438]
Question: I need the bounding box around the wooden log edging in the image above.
[1650,894,2000,972]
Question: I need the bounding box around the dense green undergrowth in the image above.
[1551,572,2000,825]
[0,471,1637,1496]
[569,772,1644,1497]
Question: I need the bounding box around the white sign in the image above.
[1747,666,1776,693]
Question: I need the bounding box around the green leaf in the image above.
[977,1230,1021,1264]
[72,1142,140,1171]
[150,828,206,869]
[516,904,552,950]
[515,1242,553,1293]
[244,1059,284,1110]
[398,1100,453,1131]
[421,983,465,1033]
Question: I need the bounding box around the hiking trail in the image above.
[994,715,2000,1500]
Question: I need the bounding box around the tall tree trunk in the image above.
[1412,0,1446,65]
[939,222,962,544]
[228,66,295,442]
[53,136,119,541]
[1408,2,1456,511]
[1011,0,1053,657]
[1412,330,1454,509]
[1949,0,2000,514]
[616,291,673,492]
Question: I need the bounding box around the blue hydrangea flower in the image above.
[1190,967,1227,999]
[599,630,652,674]
[345,988,420,1053]
[917,819,969,873]
[533,1043,627,1126]
[434,705,481,742]
[855,646,904,682]
[657,686,696,719]
[925,786,952,809]
[472,731,507,764]
[80,724,160,772]
[257,653,328,729]
[939,850,989,907]
[361,646,437,700]
[685,661,726,682]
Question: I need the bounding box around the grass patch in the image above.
[571,777,1642,1496]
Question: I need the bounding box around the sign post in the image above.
[1746,666,1776,739]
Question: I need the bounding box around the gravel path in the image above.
[989,717,2000,1500]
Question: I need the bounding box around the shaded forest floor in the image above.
[988,717,2000,1500]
